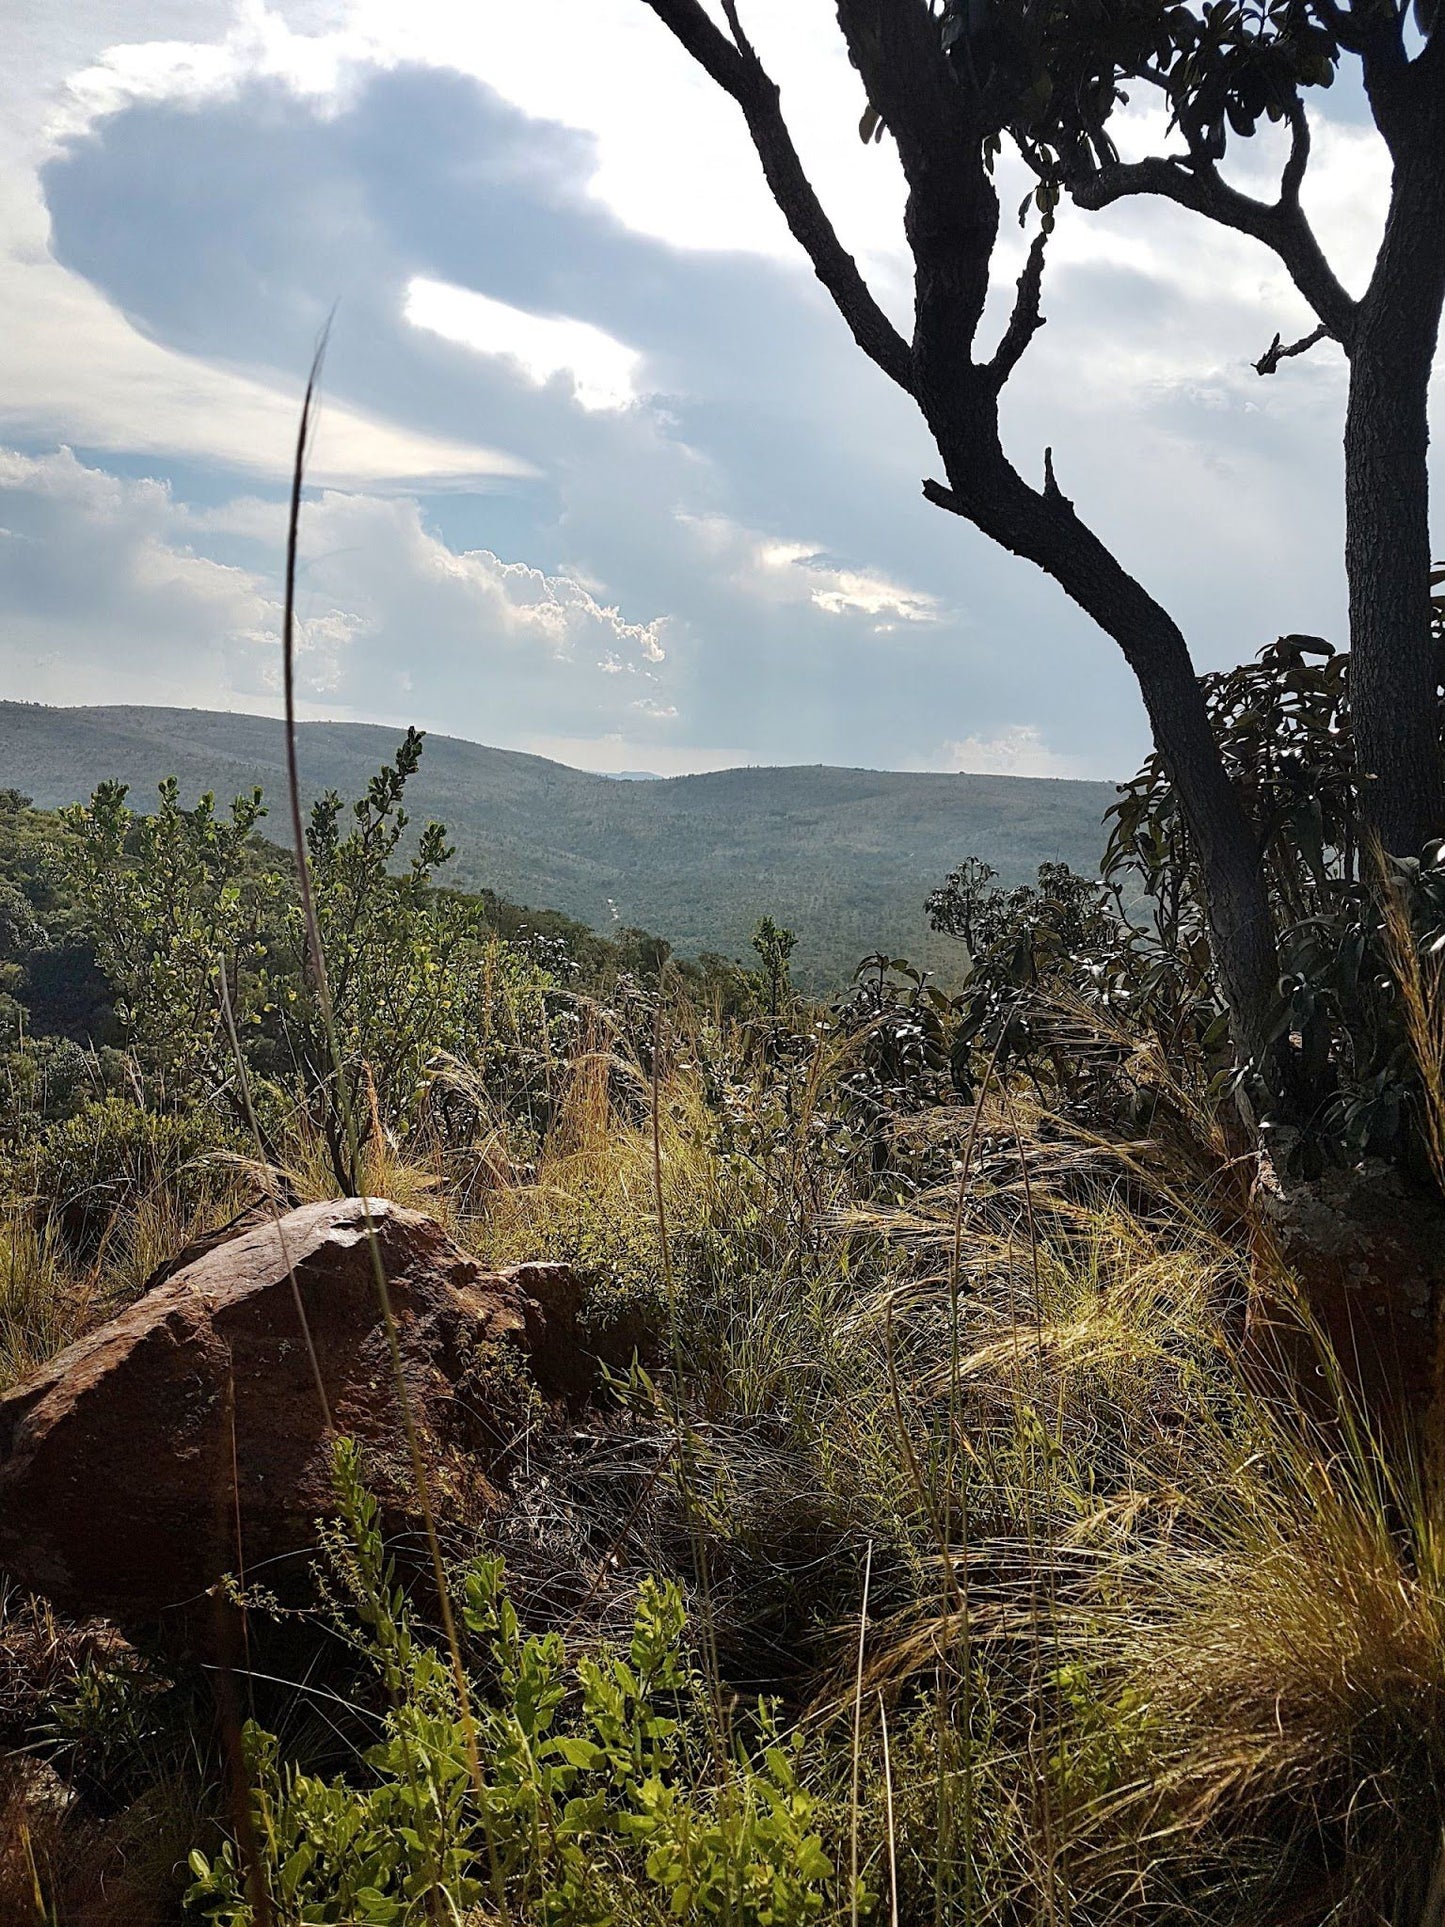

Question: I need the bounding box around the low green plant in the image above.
[186,1442,852,1926]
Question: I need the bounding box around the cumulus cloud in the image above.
[0,444,679,747]
[940,726,1086,781]
[0,445,280,703]
[757,540,941,625]
[255,489,675,690]
[682,514,942,632]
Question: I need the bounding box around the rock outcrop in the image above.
[0,1199,595,1628]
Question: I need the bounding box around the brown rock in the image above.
[0,1199,592,1628]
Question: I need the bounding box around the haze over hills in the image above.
[0,703,1118,985]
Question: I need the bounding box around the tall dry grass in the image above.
[9,920,1445,1920]
[6,1000,1445,1922]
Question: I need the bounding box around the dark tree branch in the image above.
[988,229,1050,390]
[1281,98,1311,208]
[1042,446,1071,509]
[638,0,748,89]
[1330,3,1431,162]
[718,0,749,51]
[1255,322,1331,375]
[835,0,1001,362]
[1310,0,1370,55]
[1075,153,1358,347]
[640,0,915,394]
[642,0,1286,1065]
[919,453,1279,1062]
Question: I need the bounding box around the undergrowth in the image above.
[186,1441,849,1927]
[5,733,1445,1924]
[7,1002,1445,1925]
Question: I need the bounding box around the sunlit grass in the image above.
[6,992,1445,1924]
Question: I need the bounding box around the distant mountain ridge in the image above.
[0,703,1117,985]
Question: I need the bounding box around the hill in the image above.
[0,703,1117,985]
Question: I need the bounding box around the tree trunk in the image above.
[1250,1151,1445,1474]
[1346,56,1445,857]
[1135,633,1280,1074]
[937,450,1281,1071]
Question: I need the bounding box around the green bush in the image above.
[186,1442,852,1926]
[25,1096,230,1258]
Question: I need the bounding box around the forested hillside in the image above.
[0,703,1114,983]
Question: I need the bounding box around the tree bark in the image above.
[642,0,1283,1074]
[925,457,1279,1068]
[1345,58,1445,856]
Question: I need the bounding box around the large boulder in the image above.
[0,1199,597,1629]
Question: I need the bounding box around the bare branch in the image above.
[1281,98,1311,208]
[1075,154,1358,347]
[921,477,960,516]
[641,0,915,394]
[718,0,751,55]
[639,0,748,91]
[988,229,1050,390]
[1254,322,1331,376]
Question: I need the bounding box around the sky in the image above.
[0,1,1436,780]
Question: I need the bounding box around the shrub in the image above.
[25,1096,231,1261]
[186,1442,851,1927]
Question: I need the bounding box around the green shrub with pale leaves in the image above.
[185,1442,852,1927]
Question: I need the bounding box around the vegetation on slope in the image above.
[4,689,1445,1923]
[0,701,1115,987]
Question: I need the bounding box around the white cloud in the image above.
[0,248,534,484]
[38,2,910,267]
[197,487,676,711]
[0,1,532,486]
[52,3,367,135]
[404,277,642,414]
[940,726,1083,780]
[0,444,282,704]
[308,0,909,271]
[7,2,1402,521]
[0,444,676,736]
[684,515,940,630]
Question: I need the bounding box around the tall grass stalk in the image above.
[274,333,508,1924]
[850,1538,873,1927]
